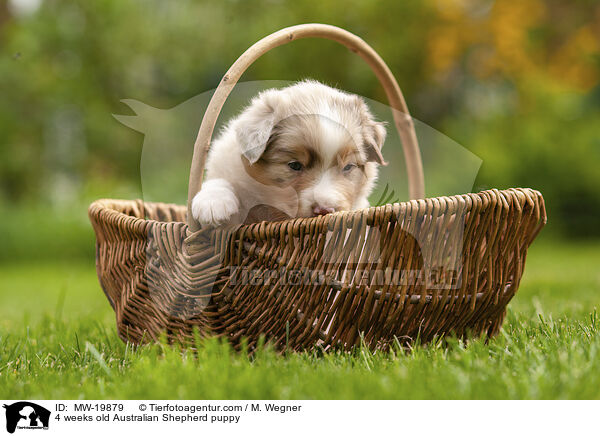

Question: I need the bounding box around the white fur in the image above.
[303,171,344,211]
[191,179,240,227]
[192,80,385,227]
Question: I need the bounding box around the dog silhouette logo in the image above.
[2,402,50,433]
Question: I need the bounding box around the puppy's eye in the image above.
[343,163,356,172]
[288,161,303,171]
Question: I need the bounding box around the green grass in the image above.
[1,240,599,399]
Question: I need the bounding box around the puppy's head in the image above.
[234,81,386,218]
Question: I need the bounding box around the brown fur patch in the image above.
[242,113,372,216]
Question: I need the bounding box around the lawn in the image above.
[0,240,599,399]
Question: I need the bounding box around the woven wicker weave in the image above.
[89,24,546,350]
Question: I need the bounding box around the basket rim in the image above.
[89,187,546,235]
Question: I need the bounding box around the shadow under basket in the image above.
[89,188,546,351]
[89,24,546,350]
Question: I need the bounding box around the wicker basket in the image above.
[89,24,546,351]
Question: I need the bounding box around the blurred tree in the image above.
[0,0,598,235]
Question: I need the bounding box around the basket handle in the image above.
[186,23,424,231]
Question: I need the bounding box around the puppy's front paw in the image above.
[191,179,240,227]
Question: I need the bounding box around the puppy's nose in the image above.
[312,205,335,216]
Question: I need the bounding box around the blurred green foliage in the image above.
[1,0,599,239]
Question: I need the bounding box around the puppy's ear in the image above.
[235,91,278,164]
[353,96,387,165]
[363,121,387,165]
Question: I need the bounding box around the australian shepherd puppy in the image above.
[191,80,387,227]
